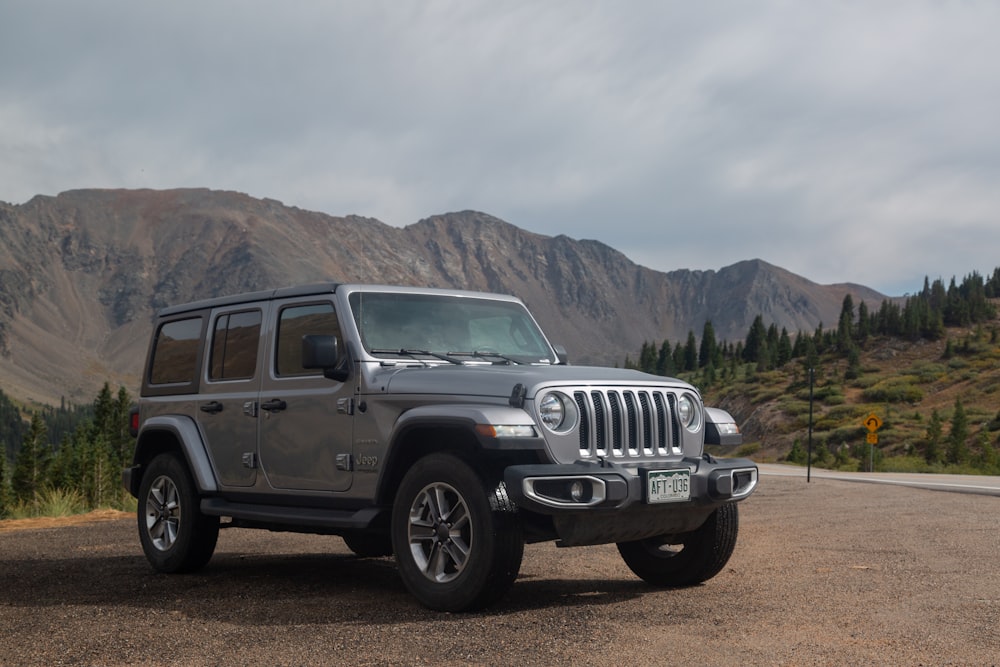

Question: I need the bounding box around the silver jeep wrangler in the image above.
[124,283,757,611]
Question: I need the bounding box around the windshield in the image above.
[349,292,555,364]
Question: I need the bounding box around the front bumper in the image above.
[504,456,758,546]
[504,455,757,514]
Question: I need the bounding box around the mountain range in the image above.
[0,188,887,406]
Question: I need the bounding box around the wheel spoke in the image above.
[163,518,178,548]
[426,541,449,580]
[442,536,469,570]
[430,486,450,522]
[408,522,436,541]
[447,503,469,531]
[147,513,164,539]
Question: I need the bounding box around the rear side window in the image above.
[276,303,340,376]
[209,310,262,380]
[149,317,203,385]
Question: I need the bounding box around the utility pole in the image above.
[807,367,814,483]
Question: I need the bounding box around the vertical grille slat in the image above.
[575,392,590,456]
[569,387,682,460]
[653,392,667,452]
[638,391,653,453]
[608,392,623,453]
[668,393,681,449]
[623,392,638,454]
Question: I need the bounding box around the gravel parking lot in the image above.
[1,474,998,666]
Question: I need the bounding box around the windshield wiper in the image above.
[369,348,463,365]
[449,350,523,365]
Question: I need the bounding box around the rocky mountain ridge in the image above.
[0,188,887,405]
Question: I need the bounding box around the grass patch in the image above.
[8,487,88,519]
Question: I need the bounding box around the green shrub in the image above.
[850,375,880,389]
[826,405,864,421]
[862,380,924,403]
[907,361,948,383]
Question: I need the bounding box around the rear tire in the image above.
[137,453,219,573]
[617,503,738,587]
[391,453,524,612]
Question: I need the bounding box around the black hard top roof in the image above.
[155,282,523,319]
[157,282,340,317]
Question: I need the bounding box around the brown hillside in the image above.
[0,188,888,405]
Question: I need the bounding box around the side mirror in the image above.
[302,335,348,381]
[704,407,742,446]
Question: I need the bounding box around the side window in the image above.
[209,310,262,381]
[149,317,203,385]
[276,303,339,376]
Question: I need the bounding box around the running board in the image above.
[200,497,385,531]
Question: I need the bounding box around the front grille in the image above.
[573,388,682,459]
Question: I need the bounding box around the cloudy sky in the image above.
[3,1,998,296]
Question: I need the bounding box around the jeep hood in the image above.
[374,364,696,400]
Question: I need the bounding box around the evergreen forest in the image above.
[624,270,1000,474]
[0,383,133,519]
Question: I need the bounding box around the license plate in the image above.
[646,469,691,503]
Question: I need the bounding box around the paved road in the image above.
[759,462,1000,496]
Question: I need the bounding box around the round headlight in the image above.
[677,393,703,432]
[538,392,577,433]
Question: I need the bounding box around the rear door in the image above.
[257,296,353,492]
[196,305,268,488]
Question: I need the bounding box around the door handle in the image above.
[260,398,287,412]
[200,401,223,414]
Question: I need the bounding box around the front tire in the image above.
[617,503,739,587]
[391,453,524,612]
[137,453,220,573]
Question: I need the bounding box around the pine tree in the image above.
[743,315,766,363]
[682,331,698,372]
[48,432,77,491]
[11,413,49,505]
[837,294,855,352]
[856,300,870,344]
[976,429,999,474]
[112,386,133,470]
[638,341,657,374]
[947,398,970,465]
[777,328,792,366]
[656,340,673,377]
[672,341,685,374]
[699,321,717,369]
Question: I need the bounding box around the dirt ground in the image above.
[1,475,998,666]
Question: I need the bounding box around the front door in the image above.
[257,297,353,492]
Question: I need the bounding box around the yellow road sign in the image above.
[866,432,879,445]
[864,413,883,432]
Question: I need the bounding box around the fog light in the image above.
[522,475,608,508]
